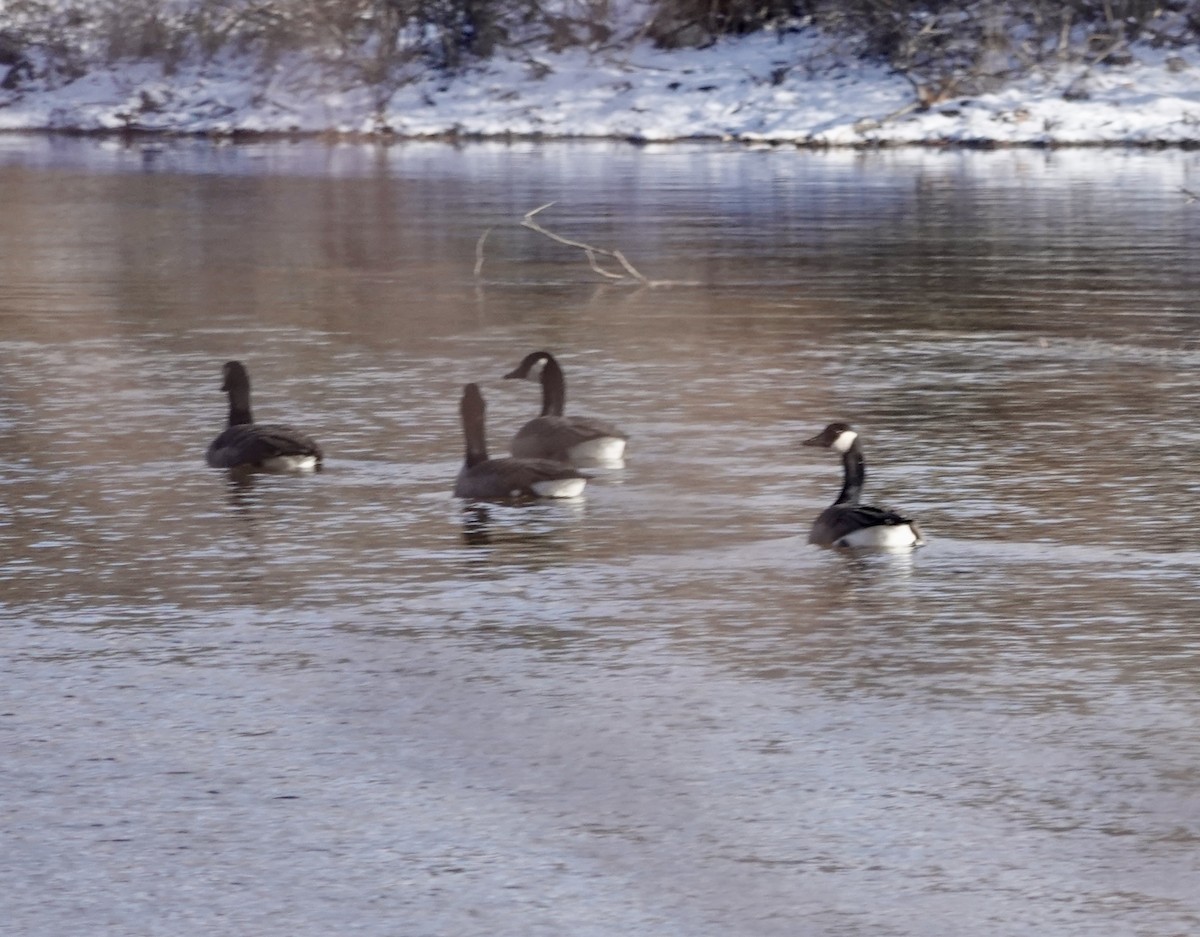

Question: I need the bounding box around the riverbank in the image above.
[1,27,1199,146]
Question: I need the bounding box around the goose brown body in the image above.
[205,361,323,472]
[503,351,628,465]
[802,422,923,549]
[454,383,587,500]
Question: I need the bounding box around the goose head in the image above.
[221,360,250,394]
[802,422,859,454]
[503,350,555,381]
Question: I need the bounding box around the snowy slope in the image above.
[1,27,1198,145]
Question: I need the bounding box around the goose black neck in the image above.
[461,386,490,468]
[226,387,253,427]
[836,440,865,505]
[539,356,566,417]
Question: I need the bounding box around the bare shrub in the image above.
[0,1,94,84]
[810,0,1199,107]
[0,0,1195,101]
[647,0,815,48]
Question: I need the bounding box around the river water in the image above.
[1,135,1199,936]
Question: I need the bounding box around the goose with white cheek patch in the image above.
[454,383,588,501]
[205,361,323,472]
[802,422,924,549]
[503,350,628,465]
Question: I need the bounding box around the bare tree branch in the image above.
[474,226,493,276]
[521,201,650,284]
[472,202,697,287]
[518,202,696,287]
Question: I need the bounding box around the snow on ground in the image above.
[1,27,1198,145]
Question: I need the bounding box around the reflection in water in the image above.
[457,500,588,555]
[1,140,1200,937]
[223,467,261,506]
[459,504,494,546]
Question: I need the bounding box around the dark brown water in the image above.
[2,136,1199,936]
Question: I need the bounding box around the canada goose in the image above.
[503,350,628,465]
[802,422,923,549]
[205,361,323,472]
[454,383,587,500]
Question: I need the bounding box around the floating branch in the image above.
[472,202,695,287]
[474,226,493,277]
[521,201,653,285]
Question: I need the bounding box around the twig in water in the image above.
[473,202,696,287]
[520,202,696,287]
[522,202,650,285]
[474,227,493,276]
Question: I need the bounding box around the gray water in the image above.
[2,136,1200,937]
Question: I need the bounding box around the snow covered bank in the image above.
[1,28,1199,146]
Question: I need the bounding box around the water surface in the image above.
[2,136,1200,936]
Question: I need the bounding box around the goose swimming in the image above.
[454,383,587,500]
[205,361,323,472]
[503,350,628,465]
[802,422,923,549]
